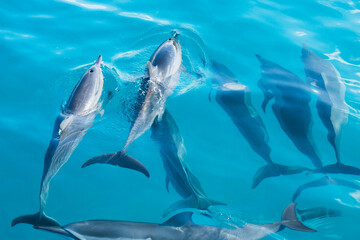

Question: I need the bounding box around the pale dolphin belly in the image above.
[39,112,95,210]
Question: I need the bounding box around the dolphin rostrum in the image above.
[256,54,322,170]
[301,45,360,175]
[12,55,104,227]
[151,109,225,217]
[15,203,315,239]
[82,37,182,177]
[210,60,308,188]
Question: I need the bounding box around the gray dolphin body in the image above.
[151,109,225,216]
[301,45,360,175]
[210,61,307,188]
[23,203,315,240]
[256,55,322,169]
[12,56,104,227]
[82,38,182,177]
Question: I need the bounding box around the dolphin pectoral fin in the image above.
[162,197,198,217]
[12,212,60,228]
[261,91,273,113]
[257,77,273,113]
[281,203,316,232]
[82,151,150,178]
[208,87,212,102]
[147,61,159,79]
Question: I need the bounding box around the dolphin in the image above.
[14,203,315,240]
[151,109,225,217]
[292,175,360,202]
[301,45,360,175]
[256,54,323,170]
[82,37,182,177]
[296,206,341,222]
[209,60,308,188]
[12,56,104,227]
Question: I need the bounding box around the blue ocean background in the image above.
[1,0,360,239]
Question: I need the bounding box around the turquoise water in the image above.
[2,0,360,239]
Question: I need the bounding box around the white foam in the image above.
[58,0,116,11]
[118,12,170,25]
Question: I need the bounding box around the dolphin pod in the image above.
[301,45,360,176]
[210,60,308,188]
[81,37,182,177]
[256,54,323,170]
[17,36,360,239]
[12,55,104,227]
[16,203,315,240]
[151,109,225,217]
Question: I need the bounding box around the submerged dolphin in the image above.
[256,54,322,169]
[292,176,360,202]
[12,56,104,227]
[301,45,360,175]
[17,203,315,240]
[296,206,341,222]
[151,109,225,217]
[209,60,307,188]
[82,37,182,177]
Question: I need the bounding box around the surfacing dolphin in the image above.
[151,109,225,217]
[12,56,104,227]
[256,54,323,170]
[82,37,182,177]
[301,45,360,175]
[209,60,308,188]
[17,203,315,240]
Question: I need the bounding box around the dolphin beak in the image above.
[95,55,102,66]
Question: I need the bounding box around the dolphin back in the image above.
[66,55,104,115]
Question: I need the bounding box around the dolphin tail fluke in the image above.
[309,163,360,176]
[12,212,60,228]
[252,164,281,189]
[82,150,150,178]
[281,203,316,232]
[162,197,226,217]
[252,164,308,189]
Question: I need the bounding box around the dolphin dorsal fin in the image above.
[161,212,194,227]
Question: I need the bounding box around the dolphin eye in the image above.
[90,69,94,72]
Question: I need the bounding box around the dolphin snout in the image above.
[95,55,102,66]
